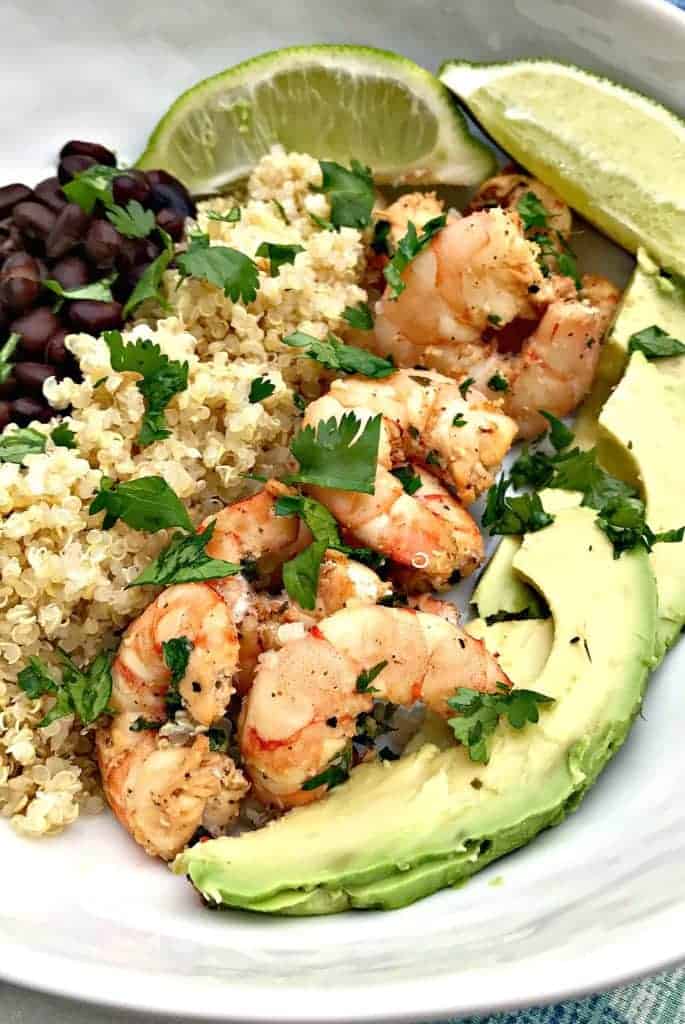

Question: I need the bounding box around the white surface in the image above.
[2,0,685,1021]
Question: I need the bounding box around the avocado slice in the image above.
[598,350,685,659]
[471,537,546,621]
[174,501,656,914]
[576,254,685,448]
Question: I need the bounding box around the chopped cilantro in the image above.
[130,717,164,732]
[356,660,388,694]
[448,683,554,763]
[488,372,509,392]
[391,465,422,495]
[628,324,685,359]
[425,450,441,467]
[597,496,685,559]
[342,301,374,331]
[482,476,554,536]
[516,191,549,232]
[208,725,229,752]
[458,376,475,400]
[487,313,502,326]
[44,275,115,306]
[288,411,381,494]
[283,330,394,378]
[540,410,574,451]
[0,332,19,385]
[271,200,288,224]
[255,241,304,276]
[207,207,241,224]
[62,163,119,214]
[0,426,47,464]
[162,636,194,714]
[302,746,352,791]
[248,376,276,403]
[452,413,467,428]
[106,200,155,239]
[51,423,77,449]
[282,539,328,612]
[384,216,447,299]
[18,649,114,728]
[122,229,175,317]
[176,233,259,303]
[317,159,375,230]
[293,391,307,413]
[89,475,193,532]
[309,212,335,232]
[129,521,240,587]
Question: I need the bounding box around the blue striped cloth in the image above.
[457,3,685,1020]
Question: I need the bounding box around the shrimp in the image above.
[239,604,511,807]
[312,368,516,504]
[467,172,572,240]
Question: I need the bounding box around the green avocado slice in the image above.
[175,503,656,914]
[471,537,546,621]
[598,350,685,659]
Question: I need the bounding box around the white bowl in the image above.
[2,0,685,1019]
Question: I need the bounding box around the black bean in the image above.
[33,177,68,214]
[112,171,150,206]
[45,329,70,367]
[115,237,139,272]
[156,207,185,241]
[148,182,195,218]
[0,276,40,313]
[12,201,57,242]
[60,140,116,167]
[11,396,52,424]
[84,220,123,270]
[138,238,161,263]
[0,302,8,333]
[14,361,56,396]
[11,308,61,357]
[68,300,122,333]
[0,220,23,260]
[50,255,90,291]
[0,373,16,400]
[44,203,91,261]
[0,400,10,429]
[0,184,32,219]
[2,252,41,279]
[113,263,147,303]
[58,154,97,185]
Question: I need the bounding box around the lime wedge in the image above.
[138,45,495,194]
[440,59,685,277]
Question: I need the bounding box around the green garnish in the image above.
[293,392,307,413]
[89,475,193,532]
[255,241,304,276]
[272,200,288,223]
[44,275,115,306]
[162,636,194,714]
[540,410,574,451]
[62,164,119,214]
[356,660,388,694]
[384,216,447,299]
[425,450,441,466]
[516,191,549,231]
[106,200,156,239]
[448,683,555,763]
[129,521,240,587]
[302,746,352,791]
[207,207,241,224]
[122,229,175,317]
[103,330,189,447]
[248,376,276,403]
[628,325,685,359]
[391,465,422,495]
[487,313,503,326]
[283,330,394,378]
[452,413,467,428]
[18,649,114,728]
[0,332,19,385]
[487,372,509,392]
[288,411,381,494]
[459,376,475,400]
[342,302,374,331]
[482,477,554,536]
[176,233,259,303]
[50,423,77,449]
[130,717,164,732]
[597,497,685,559]
[281,540,328,613]
[208,726,229,752]
[317,159,375,230]
[309,212,335,232]
[0,427,48,464]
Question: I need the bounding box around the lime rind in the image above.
[439,58,685,276]
[138,44,496,194]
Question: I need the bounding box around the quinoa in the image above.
[0,147,367,838]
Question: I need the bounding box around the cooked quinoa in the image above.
[0,147,367,838]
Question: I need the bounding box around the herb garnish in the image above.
[248,376,276,403]
[44,275,115,307]
[628,325,685,359]
[488,372,509,392]
[162,636,194,714]
[18,649,114,727]
[283,330,394,378]
[128,521,241,587]
[288,411,381,494]
[106,200,156,239]
[89,475,193,532]
[255,241,304,276]
[317,160,375,229]
[122,229,175,317]
[516,191,549,232]
[0,332,19,386]
[448,683,554,763]
[342,301,374,331]
[62,164,120,214]
[176,233,259,303]
[0,423,78,464]
[452,413,467,428]
[391,465,422,495]
[482,476,554,536]
[207,207,241,224]
[356,660,388,694]
[130,717,164,732]
[384,216,447,299]
[302,745,352,791]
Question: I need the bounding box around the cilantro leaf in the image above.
[309,212,335,232]
[482,477,554,536]
[558,249,581,290]
[255,241,304,276]
[488,372,509,392]
[130,717,164,732]
[452,413,467,428]
[282,330,394,379]
[51,422,77,449]
[516,191,549,231]
[163,636,194,715]
[317,160,375,229]
[628,325,685,359]
[540,410,574,451]
[356,660,388,694]
[176,233,259,303]
[89,475,193,532]
[342,302,374,331]
[302,745,352,791]
[275,494,340,547]
[282,539,327,611]
[510,446,556,490]
[289,411,381,494]
[19,650,113,728]
[103,331,188,447]
[44,275,115,306]
[596,497,684,558]
[208,726,229,752]
[487,313,502,326]
[207,207,241,223]
[0,427,47,464]
[0,332,19,385]
[248,376,276,403]
[122,230,174,318]
[106,200,155,239]
[272,200,288,223]
[129,521,241,587]
[459,376,475,400]
[62,163,119,214]
[384,216,447,299]
[391,464,422,495]
[448,685,554,763]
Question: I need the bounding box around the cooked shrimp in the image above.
[314,368,516,504]
[240,604,511,807]
[467,172,572,240]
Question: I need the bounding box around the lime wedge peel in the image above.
[137,44,496,195]
[439,59,685,277]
